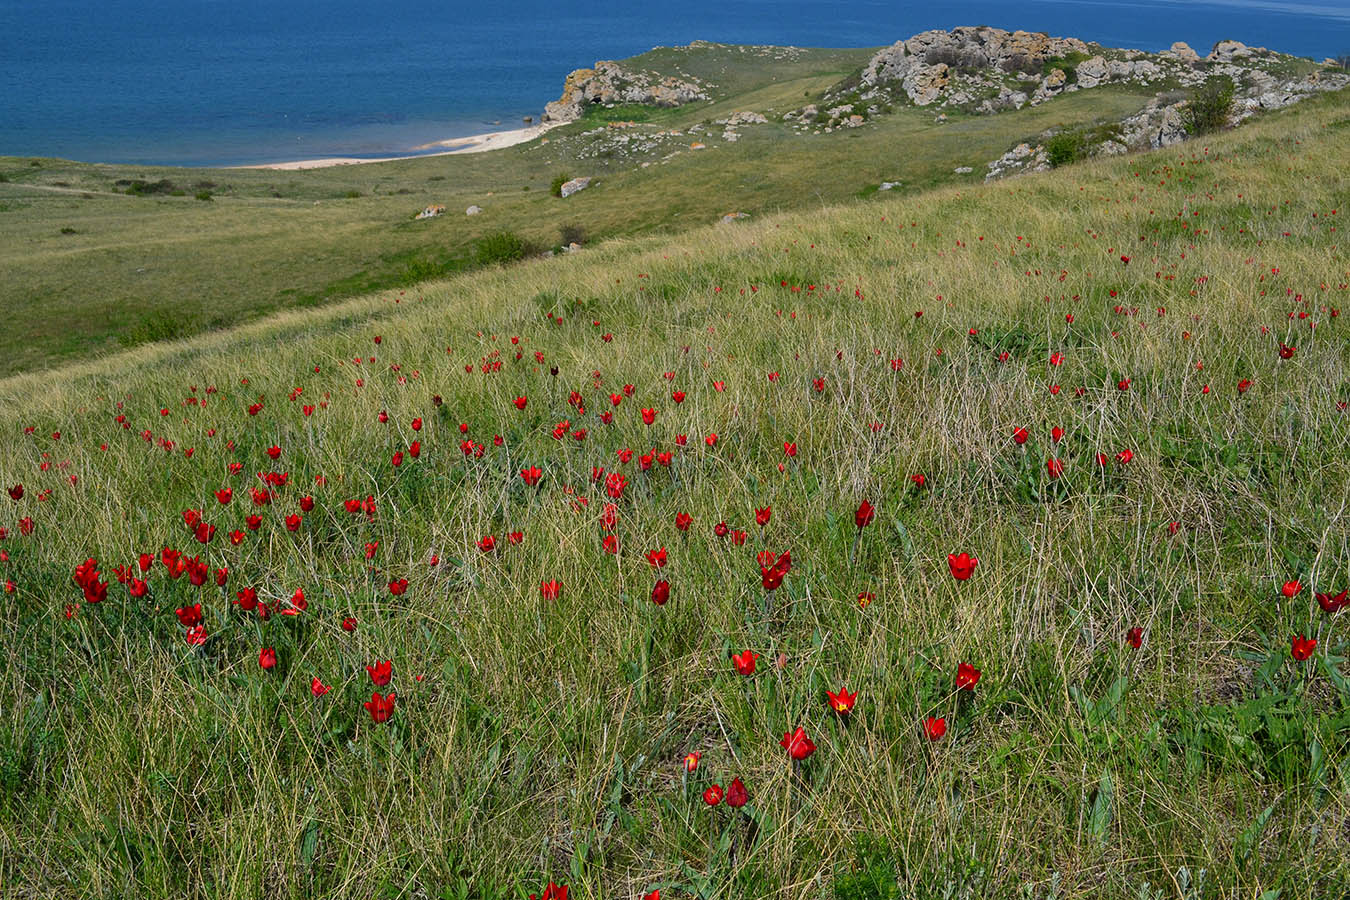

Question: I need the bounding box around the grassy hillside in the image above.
[0,42,1169,377]
[0,86,1348,899]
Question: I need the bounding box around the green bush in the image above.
[549,172,573,197]
[1186,76,1235,135]
[1044,129,1089,168]
[194,190,213,202]
[474,230,531,267]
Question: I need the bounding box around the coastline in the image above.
[237,121,560,171]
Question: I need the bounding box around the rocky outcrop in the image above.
[1120,100,1189,148]
[543,61,710,124]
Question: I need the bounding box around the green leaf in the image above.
[1234,802,1275,865]
[1088,770,1113,847]
[300,813,319,868]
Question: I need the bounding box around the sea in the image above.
[2,0,1347,167]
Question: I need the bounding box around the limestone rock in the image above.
[558,176,592,198]
[465,205,482,216]
[1208,40,1252,62]
[1076,56,1108,88]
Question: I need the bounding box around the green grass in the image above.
[0,42,1158,378]
[0,86,1348,899]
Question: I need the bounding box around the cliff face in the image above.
[542,61,710,124]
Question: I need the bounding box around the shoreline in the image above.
[236,121,560,171]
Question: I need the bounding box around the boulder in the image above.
[1168,41,1200,62]
[1076,55,1109,88]
[558,177,592,198]
[465,205,482,216]
[1208,40,1252,62]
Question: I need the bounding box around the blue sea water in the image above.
[1,0,1347,167]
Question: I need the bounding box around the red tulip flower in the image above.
[683,751,701,772]
[1281,580,1302,598]
[259,647,277,670]
[725,776,748,808]
[367,660,393,687]
[1279,344,1296,359]
[780,726,816,761]
[731,650,759,676]
[948,552,977,581]
[1291,634,1317,661]
[1315,588,1347,613]
[826,687,857,714]
[923,717,947,741]
[755,506,772,526]
[702,784,723,806]
[1012,426,1029,445]
[854,500,875,529]
[540,580,561,601]
[955,662,981,691]
[311,677,331,697]
[645,547,667,568]
[1126,626,1143,649]
[651,580,670,606]
[364,691,396,724]
[1047,457,1064,479]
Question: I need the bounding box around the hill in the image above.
[0,32,1343,377]
[1,67,1348,898]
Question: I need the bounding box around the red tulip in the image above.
[1278,344,1296,359]
[780,726,816,760]
[702,784,723,806]
[1291,634,1317,661]
[947,552,977,581]
[731,650,759,676]
[651,580,670,606]
[755,506,772,526]
[1126,626,1143,649]
[1281,580,1302,598]
[365,691,396,724]
[825,687,857,714]
[683,751,701,772]
[541,580,561,601]
[923,717,947,741]
[1115,448,1134,464]
[259,647,277,670]
[674,512,692,531]
[185,625,207,646]
[1315,588,1347,613]
[311,676,331,697]
[1047,457,1064,479]
[645,547,667,568]
[6,484,22,501]
[955,662,981,691]
[725,776,748,808]
[854,499,875,529]
[520,466,542,486]
[641,408,657,425]
[1012,426,1029,445]
[367,660,392,686]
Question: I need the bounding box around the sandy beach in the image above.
[240,121,560,171]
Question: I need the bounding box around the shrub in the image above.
[1186,76,1235,135]
[559,222,587,246]
[549,172,573,197]
[343,190,361,199]
[59,227,76,235]
[1044,129,1089,168]
[195,190,213,201]
[474,230,531,267]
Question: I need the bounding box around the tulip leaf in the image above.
[1087,770,1113,847]
[300,812,319,868]
[1233,802,1275,866]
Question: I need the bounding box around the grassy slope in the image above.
[0,88,1349,899]
[0,42,1165,377]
